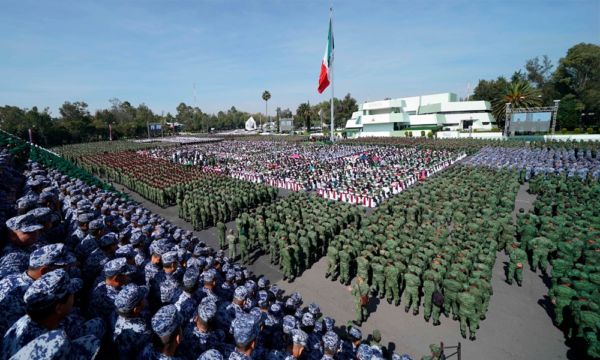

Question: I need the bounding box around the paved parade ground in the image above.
[114,179,569,360]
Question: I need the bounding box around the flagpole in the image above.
[329,7,334,142]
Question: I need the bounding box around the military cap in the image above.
[17,195,38,211]
[182,266,200,288]
[308,302,320,316]
[198,349,223,360]
[269,303,282,315]
[98,233,118,248]
[323,316,335,331]
[26,208,52,225]
[115,284,148,313]
[257,290,269,308]
[357,344,373,359]
[89,219,104,231]
[282,315,297,334]
[142,225,153,234]
[160,280,181,304]
[197,299,218,322]
[24,269,82,310]
[257,276,270,289]
[232,313,259,346]
[234,286,248,300]
[6,214,43,233]
[269,284,282,298]
[76,212,93,224]
[130,231,146,245]
[151,305,181,338]
[291,328,308,346]
[115,244,136,259]
[149,241,170,256]
[161,251,178,265]
[322,331,339,351]
[29,243,76,268]
[138,217,148,226]
[348,325,362,340]
[301,312,315,327]
[103,258,136,278]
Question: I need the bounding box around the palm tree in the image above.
[493,80,541,129]
[262,90,271,131]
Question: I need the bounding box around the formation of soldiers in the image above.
[515,174,600,358]
[463,147,600,180]
[226,193,362,280]
[0,136,420,359]
[177,178,277,230]
[79,151,207,207]
[326,166,519,340]
[53,140,177,166]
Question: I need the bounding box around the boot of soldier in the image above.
[412,309,419,316]
[461,332,467,339]
[433,320,441,326]
[452,315,459,321]
[404,306,410,313]
[469,334,476,341]
[424,316,430,322]
[394,299,400,306]
[480,314,486,320]
[387,298,392,305]
[325,272,330,279]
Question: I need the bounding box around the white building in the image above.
[345,93,496,138]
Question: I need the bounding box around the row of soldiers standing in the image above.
[516,174,600,358]
[217,193,363,281]
[326,166,519,340]
[177,177,278,230]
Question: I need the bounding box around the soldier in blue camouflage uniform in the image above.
[0,243,76,337]
[180,298,225,359]
[112,283,151,360]
[88,257,135,324]
[140,304,183,360]
[1,269,86,360]
[229,312,260,360]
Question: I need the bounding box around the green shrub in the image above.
[420,130,425,137]
[427,131,433,139]
[491,127,500,132]
[587,127,594,134]
[573,128,582,134]
[560,128,568,134]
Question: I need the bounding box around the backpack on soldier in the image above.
[432,287,444,307]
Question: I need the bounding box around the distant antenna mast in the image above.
[465,82,472,101]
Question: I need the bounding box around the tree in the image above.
[295,102,312,131]
[262,90,271,131]
[492,80,542,129]
[58,101,92,142]
[556,94,585,130]
[552,43,600,126]
[525,55,553,88]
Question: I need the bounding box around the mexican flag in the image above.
[317,19,334,94]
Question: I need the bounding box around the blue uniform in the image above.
[0,272,33,336]
[113,316,152,360]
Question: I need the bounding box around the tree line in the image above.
[471,43,600,131]
[0,90,359,147]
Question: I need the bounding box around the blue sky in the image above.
[1,0,598,116]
